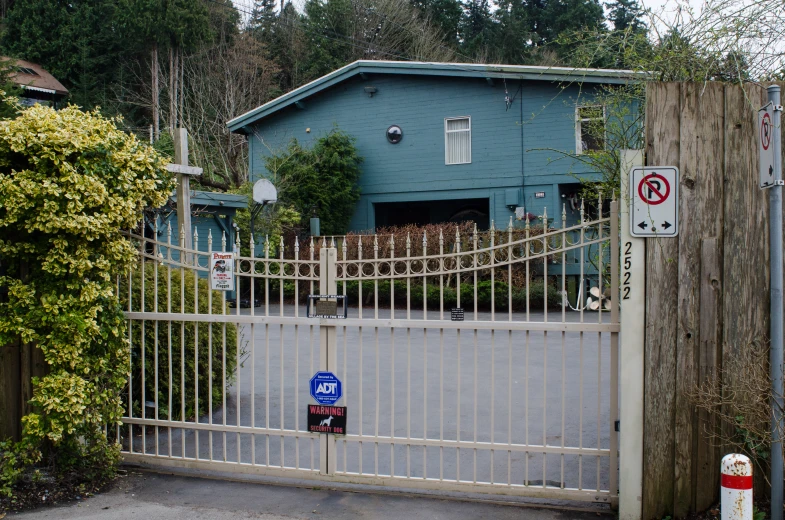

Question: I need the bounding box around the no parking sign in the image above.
[630,167,679,237]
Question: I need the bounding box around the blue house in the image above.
[228,60,640,232]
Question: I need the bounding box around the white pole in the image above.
[721,454,753,520]
[619,150,645,520]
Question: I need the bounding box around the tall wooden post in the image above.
[174,128,192,251]
[167,129,202,259]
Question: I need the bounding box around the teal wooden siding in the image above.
[248,74,605,230]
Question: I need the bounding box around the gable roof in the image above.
[228,60,645,134]
[3,57,69,97]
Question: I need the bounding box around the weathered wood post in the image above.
[166,128,202,259]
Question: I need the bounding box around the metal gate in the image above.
[119,199,619,505]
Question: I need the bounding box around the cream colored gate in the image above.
[119,199,619,505]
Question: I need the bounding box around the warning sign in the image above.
[630,167,679,238]
[210,252,234,291]
[307,405,347,434]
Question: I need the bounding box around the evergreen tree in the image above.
[302,0,354,81]
[251,0,278,37]
[459,0,496,57]
[606,0,646,33]
[410,0,463,46]
[540,0,606,44]
[2,0,126,109]
[493,0,534,63]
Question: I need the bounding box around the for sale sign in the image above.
[210,252,234,291]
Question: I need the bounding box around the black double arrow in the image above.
[637,221,672,230]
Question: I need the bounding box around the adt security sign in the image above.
[309,372,342,405]
[630,166,679,238]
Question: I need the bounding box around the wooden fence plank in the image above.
[673,82,699,517]
[0,341,21,441]
[643,82,681,520]
[722,82,770,494]
[674,82,727,514]
[696,237,722,509]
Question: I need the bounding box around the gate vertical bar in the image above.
[319,246,338,475]
[609,200,620,499]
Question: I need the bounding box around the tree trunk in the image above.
[169,47,174,132]
[152,44,159,141]
[179,48,184,131]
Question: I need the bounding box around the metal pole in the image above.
[770,84,784,520]
[249,202,266,256]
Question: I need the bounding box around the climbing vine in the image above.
[0,103,172,498]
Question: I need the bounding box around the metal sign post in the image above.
[765,85,784,520]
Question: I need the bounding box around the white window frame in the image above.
[575,105,606,154]
[444,116,472,165]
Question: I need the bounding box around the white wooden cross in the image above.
[165,128,202,252]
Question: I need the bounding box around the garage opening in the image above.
[374,198,490,230]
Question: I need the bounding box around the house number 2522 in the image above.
[622,241,632,300]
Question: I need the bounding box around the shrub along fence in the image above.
[118,264,240,423]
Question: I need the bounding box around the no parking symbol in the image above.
[630,167,679,237]
[637,173,670,206]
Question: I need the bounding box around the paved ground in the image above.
[12,470,613,520]
[128,304,614,491]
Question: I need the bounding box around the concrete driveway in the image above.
[12,470,614,520]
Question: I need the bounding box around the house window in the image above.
[445,116,471,165]
[576,106,605,154]
[16,67,39,76]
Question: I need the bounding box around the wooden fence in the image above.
[0,341,46,441]
[643,82,784,518]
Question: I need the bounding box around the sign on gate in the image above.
[760,102,777,189]
[210,252,234,290]
[310,371,343,405]
[307,295,347,319]
[307,405,347,434]
[630,166,679,237]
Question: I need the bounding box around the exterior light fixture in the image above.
[364,86,377,97]
[386,125,403,144]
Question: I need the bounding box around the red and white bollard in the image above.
[721,454,753,520]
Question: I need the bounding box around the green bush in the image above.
[122,263,240,421]
[341,279,562,311]
[0,104,172,498]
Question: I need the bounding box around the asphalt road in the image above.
[130,304,614,495]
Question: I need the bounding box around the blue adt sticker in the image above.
[309,371,343,405]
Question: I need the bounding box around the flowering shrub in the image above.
[0,104,172,498]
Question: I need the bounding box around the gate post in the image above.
[619,150,645,520]
[318,247,338,475]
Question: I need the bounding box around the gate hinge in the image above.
[614,420,620,432]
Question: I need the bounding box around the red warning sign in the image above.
[761,112,772,151]
[637,173,671,206]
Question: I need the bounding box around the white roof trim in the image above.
[22,85,56,95]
